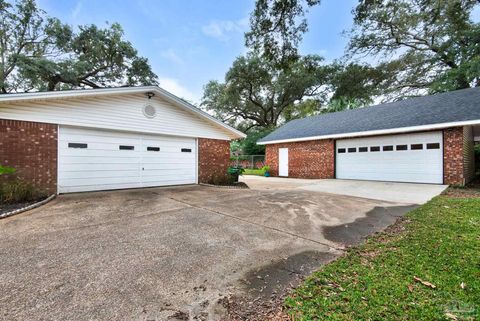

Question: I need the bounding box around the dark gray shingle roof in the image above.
[259,87,480,143]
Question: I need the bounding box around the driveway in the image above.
[0,180,443,321]
[242,176,448,204]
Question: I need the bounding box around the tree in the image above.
[0,0,157,93]
[0,0,54,93]
[201,54,332,131]
[348,0,480,98]
[237,128,273,155]
[245,0,320,67]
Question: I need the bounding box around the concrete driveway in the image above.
[242,176,448,204]
[0,179,442,321]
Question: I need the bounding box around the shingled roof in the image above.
[258,87,480,144]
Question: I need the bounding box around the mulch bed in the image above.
[200,182,249,189]
[0,197,48,217]
[0,201,37,216]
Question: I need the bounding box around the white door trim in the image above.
[279,148,289,177]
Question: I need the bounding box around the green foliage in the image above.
[285,195,480,320]
[0,179,39,203]
[348,0,480,98]
[261,165,270,173]
[321,97,365,114]
[243,168,265,176]
[0,0,157,93]
[227,166,245,183]
[202,54,332,130]
[235,129,273,155]
[0,165,16,175]
[245,0,320,68]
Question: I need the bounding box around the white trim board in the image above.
[258,119,480,145]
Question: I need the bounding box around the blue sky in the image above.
[36,0,371,103]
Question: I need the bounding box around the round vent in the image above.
[143,104,157,118]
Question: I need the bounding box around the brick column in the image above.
[198,138,230,184]
[443,127,464,185]
[0,119,58,194]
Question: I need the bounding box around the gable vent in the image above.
[143,104,157,118]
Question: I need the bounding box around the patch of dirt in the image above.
[443,177,480,198]
[223,251,337,321]
[443,187,480,198]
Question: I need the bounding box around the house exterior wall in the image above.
[264,127,471,186]
[0,93,235,140]
[198,138,231,183]
[265,140,335,178]
[0,119,57,194]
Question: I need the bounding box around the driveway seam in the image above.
[168,196,344,252]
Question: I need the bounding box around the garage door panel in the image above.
[141,179,195,188]
[60,176,143,187]
[336,131,443,184]
[61,163,140,172]
[60,170,141,180]
[61,183,144,193]
[59,126,197,193]
[60,149,142,158]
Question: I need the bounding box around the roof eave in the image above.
[257,119,480,145]
[0,86,246,139]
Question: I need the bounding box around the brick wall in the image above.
[443,126,465,185]
[0,119,58,194]
[265,139,335,178]
[198,138,230,183]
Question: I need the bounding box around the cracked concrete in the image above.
[0,180,433,321]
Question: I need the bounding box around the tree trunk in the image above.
[47,81,58,91]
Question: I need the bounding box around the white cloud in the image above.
[159,48,184,65]
[71,1,82,20]
[158,77,200,104]
[201,17,249,41]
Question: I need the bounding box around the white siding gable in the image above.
[0,93,235,140]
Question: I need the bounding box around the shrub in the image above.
[0,165,16,175]
[261,165,270,173]
[0,179,40,204]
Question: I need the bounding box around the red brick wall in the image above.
[443,126,465,185]
[265,139,335,178]
[0,119,58,194]
[198,138,230,183]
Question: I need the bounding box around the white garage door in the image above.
[336,131,443,184]
[58,126,197,193]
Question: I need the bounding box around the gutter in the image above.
[257,119,480,145]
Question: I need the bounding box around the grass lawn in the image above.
[243,168,265,176]
[284,190,480,320]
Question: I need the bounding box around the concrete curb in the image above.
[199,183,249,189]
[0,194,57,219]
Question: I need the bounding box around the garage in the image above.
[336,132,443,184]
[58,126,197,193]
[260,88,480,186]
[0,86,246,194]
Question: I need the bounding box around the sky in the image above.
[34,0,386,104]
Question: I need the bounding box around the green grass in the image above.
[284,195,480,320]
[243,168,265,176]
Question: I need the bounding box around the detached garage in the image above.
[0,86,245,194]
[259,87,480,186]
